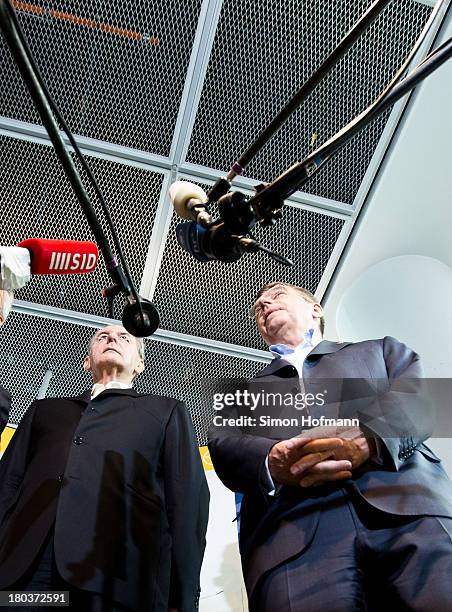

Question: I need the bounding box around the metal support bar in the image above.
[0,116,172,173]
[12,300,271,363]
[169,0,224,166]
[139,171,174,299]
[0,115,350,219]
[136,0,225,300]
[36,369,53,399]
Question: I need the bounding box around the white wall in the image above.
[200,470,247,612]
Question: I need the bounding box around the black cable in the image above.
[249,33,452,206]
[418,35,452,67]
[248,0,450,207]
[1,0,143,315]
[228,0,393,180]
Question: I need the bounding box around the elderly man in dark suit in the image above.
[0,325,209,612]
[209,282,452,612]
[0,385,11,435]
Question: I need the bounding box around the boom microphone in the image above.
[0,238,99,289]
[171,183,293,266]
[169,181,212,226]
[175,221,251,263]
[171,182,255,263]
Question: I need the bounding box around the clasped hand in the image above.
[268,427,373,488]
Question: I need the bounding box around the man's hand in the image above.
[295,430,375,488]
[268,436,351,487]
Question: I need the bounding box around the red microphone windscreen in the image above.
[17,238,99,275]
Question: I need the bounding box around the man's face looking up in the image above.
[83,325,144,382]
[253,285,323,348]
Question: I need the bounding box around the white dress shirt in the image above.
[265,327,321,495]
[91,381,133,400]
[268,326,323,377]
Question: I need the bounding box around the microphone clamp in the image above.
[122,298,160,338]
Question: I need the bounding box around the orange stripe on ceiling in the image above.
[11,2,159,45]
[99,22,142,41]
[11,0,45,15]
[50,9,97,30]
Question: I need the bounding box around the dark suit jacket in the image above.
[208,336,452,601]
[0,386,11,435]
[0,388,209,612]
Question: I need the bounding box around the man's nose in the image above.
[261,301,274,315]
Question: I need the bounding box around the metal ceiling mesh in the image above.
[186,0,432,204]
[0,312,263,445]
[1,0,203,154]
[153,180,344,350]
[0,0,437,442]
[0,134,162,316]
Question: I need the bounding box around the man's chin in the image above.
[97,355,123,367]
[263,320,290,344]
[266,314,288,332]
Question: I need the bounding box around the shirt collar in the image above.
[91,380,133,399]
[269,327,322,359]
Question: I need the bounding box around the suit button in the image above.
[57,474,64,483]
[73,436,84,445]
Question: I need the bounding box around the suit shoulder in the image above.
[340,336,405,350]
[32,396,88,416]
[133,393,184,409]
[340,337,418,366]
[133,394,190,427]
[34,396,80,405]
[355,335,415,354]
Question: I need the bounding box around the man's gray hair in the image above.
[134,337,145,361]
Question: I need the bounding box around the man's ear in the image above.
[83,355,92,372]
[133,359,145,377]
[312,302,323,319]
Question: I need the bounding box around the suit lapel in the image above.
[256,358,296,378]
[256,340,354,379]
[305,340,353,360]
[67,387,141,404]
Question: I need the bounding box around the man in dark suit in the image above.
[0,385,11,435]
[0,325,209,611]
[209,282,452,611]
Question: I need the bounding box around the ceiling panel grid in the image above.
[1,0,204,154]
[0,133,164,317]
[0,1,439,422]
